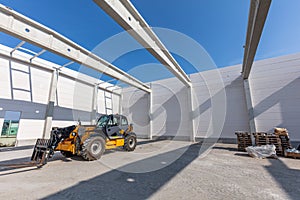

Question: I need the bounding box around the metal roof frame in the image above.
[94,0,192,88]
[0,4,151,93]
[242,0,272,79]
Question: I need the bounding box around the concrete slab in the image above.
[0,140,299,200]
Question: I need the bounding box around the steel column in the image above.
[149,83,153,140]
[243,79,256,133]
[42,70,58,139]
[91,84,98,125]
[187,86,196,142]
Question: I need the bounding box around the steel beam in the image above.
[242,0,272,79]
[0,50,121,96]
[94,0,191,88]
[10,40,25,54]
[30,49,46,61]
[0,4,151,93]
[61,61,74,68]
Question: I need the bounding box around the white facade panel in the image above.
[0,45,119,146]
[31,67,52,104]
[16,119,44,140]
[250,53,300,140]
[123,53,300,141]
[0,57,12,99]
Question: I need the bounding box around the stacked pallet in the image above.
[235,131,252,151]
[252,132,268,145]
[253,132,283,156]
[274,127,292,152]
[278,135,292,150]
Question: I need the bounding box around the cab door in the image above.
[119,116,129,131]
[106,115,121,137]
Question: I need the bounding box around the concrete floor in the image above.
[0,140,299,200]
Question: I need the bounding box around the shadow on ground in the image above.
[265,159,300,200]
[43,142,211,200]
[0,139,170,176]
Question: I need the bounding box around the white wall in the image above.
[122,53,300,141]
[250,53,300,141]
[0,44,120,145]
[1,43,299,145]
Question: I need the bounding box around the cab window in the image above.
[121,117,128,126]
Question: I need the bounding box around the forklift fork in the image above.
[31,139,52,167]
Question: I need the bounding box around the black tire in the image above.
[60,151,74,158]
[123,133,137,151]
[81,136,106,161]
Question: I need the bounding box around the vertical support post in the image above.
[149,83,153,140]
[91,84,98,125]
[243,78,256,133]
[42,70,58,139]
[188,85,196,142]
[118,93,123,115]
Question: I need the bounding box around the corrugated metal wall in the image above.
[122,53,300,141]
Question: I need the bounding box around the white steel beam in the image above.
[0,4,151,93]
[0,50,121,96]
[94,0,191,88]
[10,40,25,54]
[61,61,74,68]
[242,0,272,79]
[30,49,46,61]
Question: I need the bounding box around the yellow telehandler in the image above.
[31,114,137,165]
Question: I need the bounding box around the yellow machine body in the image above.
[54,126,126,153]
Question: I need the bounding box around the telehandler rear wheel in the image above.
[81,136,105,161]
[123,133,137,151]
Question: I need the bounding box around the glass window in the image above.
[121,117,128,126]
[113,116,120,126]
[1,111,21,137]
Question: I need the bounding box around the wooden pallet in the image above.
[284,151,300,159]
[235,132,252,151]
[253,133,284,156]
[278,135,292,150]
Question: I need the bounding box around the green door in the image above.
[0,111,21,146]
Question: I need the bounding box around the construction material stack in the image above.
[274,128,292,151]
[253,132,283,156]
[235,131,252,151]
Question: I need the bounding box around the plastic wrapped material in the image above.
[245,145,278,159]
[286,148,300,154]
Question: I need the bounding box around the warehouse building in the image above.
[0,1,299,148]
[1,42,299,146]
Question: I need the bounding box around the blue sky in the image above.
[1,0,300,81]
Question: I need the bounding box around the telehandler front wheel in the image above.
[123,133,137,151]
[81,136,106,161]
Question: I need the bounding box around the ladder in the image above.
[104,90,113,114]
[9,41,46,102]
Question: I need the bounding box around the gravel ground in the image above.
[0,140,299,200]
